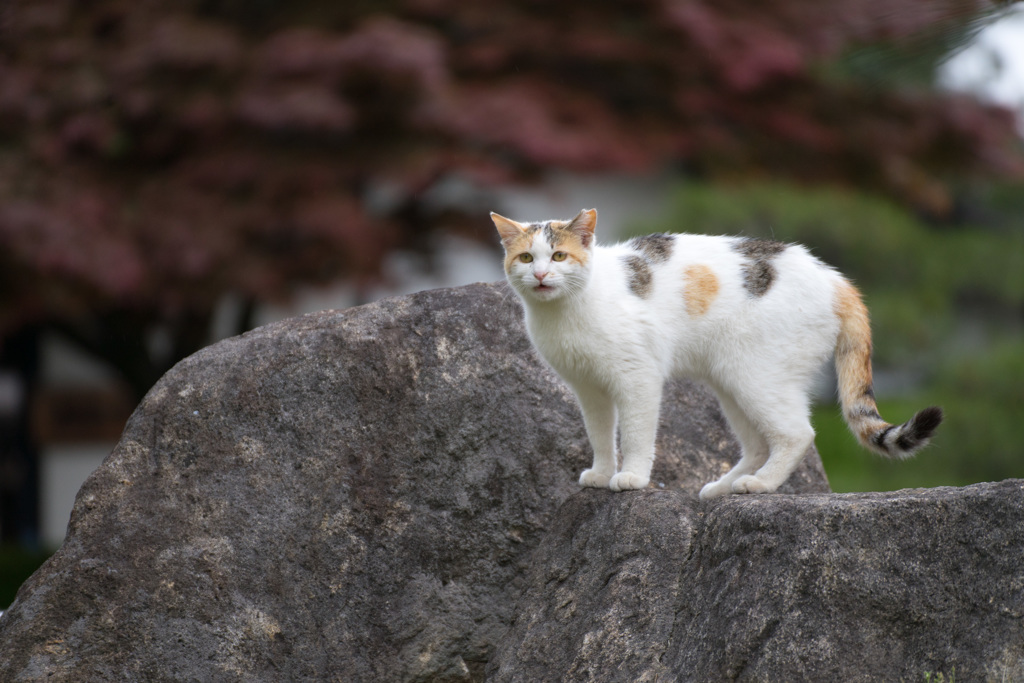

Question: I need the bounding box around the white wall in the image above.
[40,445,111,548]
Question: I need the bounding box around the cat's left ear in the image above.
[566,208,597,248]
[491,212,526,247]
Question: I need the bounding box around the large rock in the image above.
[0,282,829,682]
[487,481,1024,682]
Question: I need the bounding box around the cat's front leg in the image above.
[575,386,618,488]
[579,468,614,488]
[609,383,662,492]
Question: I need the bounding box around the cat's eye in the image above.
[552,251,568,262]
[518,253,534,263]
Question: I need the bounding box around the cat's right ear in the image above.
[491,212,525,247]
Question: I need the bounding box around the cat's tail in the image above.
[833,279,943,459]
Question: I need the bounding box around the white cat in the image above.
[492,208,942,499]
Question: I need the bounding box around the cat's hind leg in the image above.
[731,395,815,495]
[575,385,618,488]
[699,394,770,500]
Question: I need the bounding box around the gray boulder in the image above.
[488,481,1024,682]
[0,282,828,682]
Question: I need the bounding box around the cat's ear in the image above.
[566,208,597,248]
[491,212,526,246]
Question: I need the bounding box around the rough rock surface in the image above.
[488,481,1024,682]
[0,282,829,682]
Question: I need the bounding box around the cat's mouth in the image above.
[534,284,555,293]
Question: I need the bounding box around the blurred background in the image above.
[2,0,1024,603]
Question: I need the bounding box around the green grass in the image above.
[922,668,955,683]
[0,545,53,608]
[814,362,1024,493]
[813,401,967,493]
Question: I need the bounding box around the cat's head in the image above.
[491,208,597,303]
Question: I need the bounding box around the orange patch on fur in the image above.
[553,240,589,266]
[502,233,535,272]
[683,264,719,316]
[833,278,892,449]
[833,279,874,408]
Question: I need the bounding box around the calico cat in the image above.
[492,208,942,498]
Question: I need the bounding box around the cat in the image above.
[491,207,943,498]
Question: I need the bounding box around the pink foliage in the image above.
[0,0,1020,336]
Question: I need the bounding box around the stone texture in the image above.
[488,481,1024,682]
[0,282,829,682]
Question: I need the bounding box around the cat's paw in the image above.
[579,468,614,488]
[609,471,649,491]
[731,475,771,495]
[699,480,732,500]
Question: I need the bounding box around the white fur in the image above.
[503,219,846,498]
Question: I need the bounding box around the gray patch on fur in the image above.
[847,405,882,422]
[734,238,786,260]
[734,238,787,297]
[873,424,898,451]
[629,233,675,263]
[743,260,777,297]
[524,221,566,246]
[540,222,558,245]
[623,255,652,298]
[523,222,553,244]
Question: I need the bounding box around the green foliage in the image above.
[0,546,53,608]
[822,4,1011,90]
[632,180,1024,492]
[923,668,955,683]
[932,338,1024,481]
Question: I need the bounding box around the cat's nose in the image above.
[534,270,548,282]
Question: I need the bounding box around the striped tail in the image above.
[833,279,943,459]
